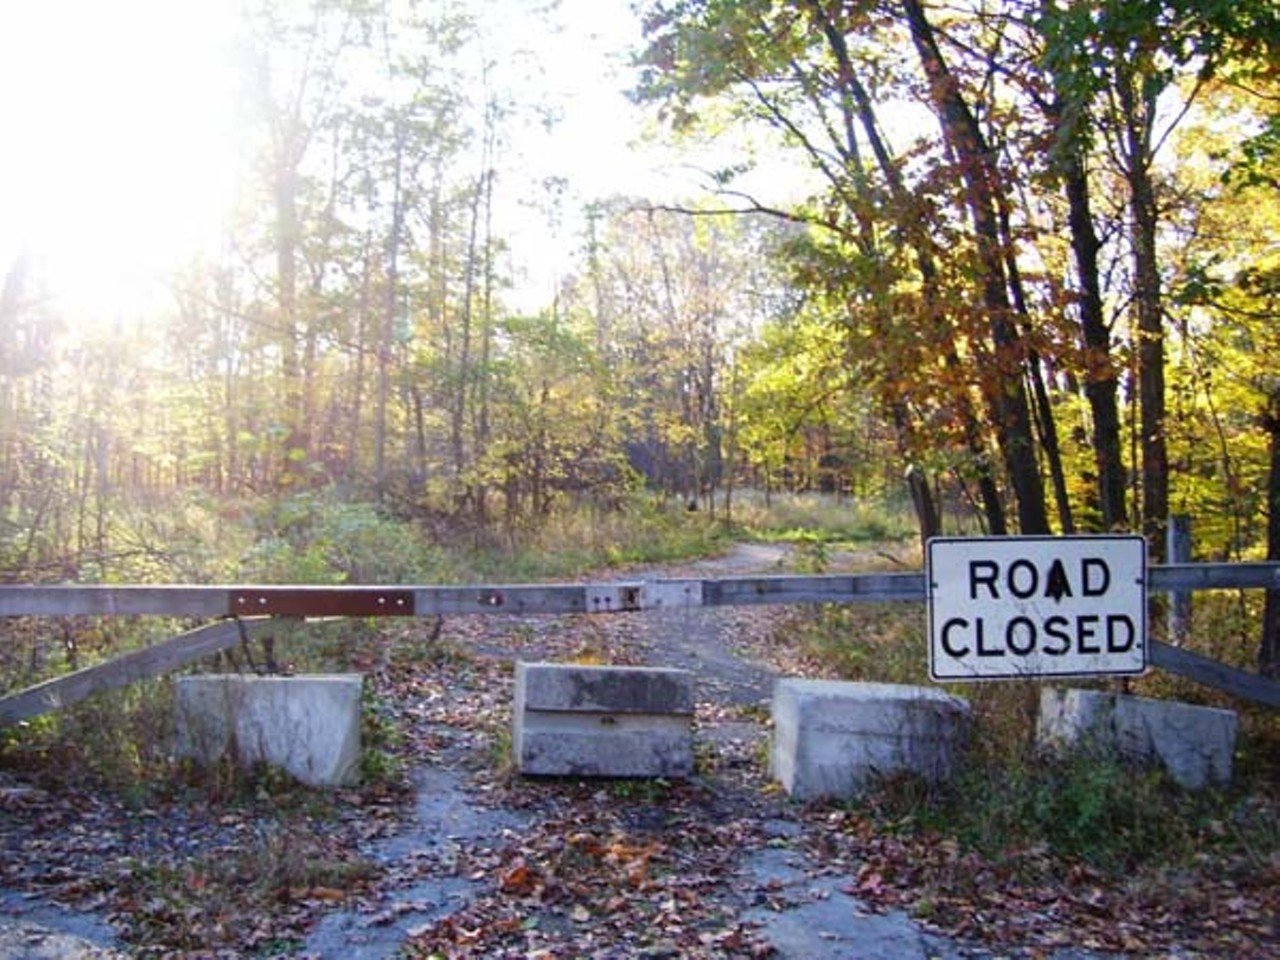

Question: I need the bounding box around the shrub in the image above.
[791,599,1280,878]
[729,489,916,545]
[244,491,451,583]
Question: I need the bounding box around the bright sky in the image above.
[0,1,241,317]
[473,0,822,309]
[0,0,807,322]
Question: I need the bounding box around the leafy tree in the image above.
[1036,0,1280,555]
[564,201,782,512]
[635,0,1057,535]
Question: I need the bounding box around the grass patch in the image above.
[361,679,408,785]
[789,599,1280,879]
[792,603,930,684]
[243,490,455,583]
[729,489,916,545]
[464,495,730,581]
[0,676,182,802]
[862,741,1278,880]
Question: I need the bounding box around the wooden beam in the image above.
[413,584,593,616]
[0,619,268,725]
[1149,640,1280,709]
[704,573,925,605]
[230,588,415,617]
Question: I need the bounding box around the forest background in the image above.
[1,0,1278,674]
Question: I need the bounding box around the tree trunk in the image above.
[906,464,941,554]
[452,169,484,495]
[891,401,942,552]
[474,162,496,524]
[349,237,372,483]
[999,195,1074,533]
[902,0,1050,535]
[806,0,1007,533]
[1261,401,1280,679]
[275,159,306,487]
[1053,103,1128,530]
[1117,65,1169,559]
[376,123,406,505]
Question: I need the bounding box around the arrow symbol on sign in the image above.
[1045,559,1072,603]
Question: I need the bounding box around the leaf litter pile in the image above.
[1,551,1277,957]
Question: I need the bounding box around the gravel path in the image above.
[309,542,1109,959]
[3,542,1125,959]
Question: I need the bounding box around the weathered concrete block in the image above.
[513,662,694,777]
[1038,688,1237,789]
[771,679,970,800]
[175,674,362,787]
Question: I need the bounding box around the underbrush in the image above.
[6,484,1276,903]
[862,724,1279,885]
[0,487,731,806]
[729,488,917,545]
[793,603,930,683]
[240,491,455,583]
[104,805,379,955]
[465,495,729,580]
[789,596,1280,881]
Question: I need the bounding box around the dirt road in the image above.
[304,542,1109,959]
[0,543,1137,957]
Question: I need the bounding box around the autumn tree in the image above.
[567,201,785,512]
[635,0,1058,535]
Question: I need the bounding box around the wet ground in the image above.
[2,543,1116,958]
[300,543,1109,959]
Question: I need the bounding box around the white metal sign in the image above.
[928,535,1147,681]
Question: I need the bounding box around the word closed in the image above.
[928,536,1147,681]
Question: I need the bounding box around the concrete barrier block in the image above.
[514,662,694,777]
[1038,688,1237,789]
[771,679,970,800]
[175,674,362,787]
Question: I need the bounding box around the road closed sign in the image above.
[928,535,1147,681]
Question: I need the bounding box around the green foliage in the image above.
[0,678,177,799]
[965,751,1179,869]
[0,488,733,807]
[466,495,729,581]
[795,595,1279,877]
[730,490,916,547]
[243,491,451,583]
[865,742,1277,876]
[793,603,929,684]
[360,679,407,786]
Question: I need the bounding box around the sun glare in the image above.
[0,1,240,323]
[0,0,819,324]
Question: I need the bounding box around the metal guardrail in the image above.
[0,563,1275,618]
[2,562,1277,713]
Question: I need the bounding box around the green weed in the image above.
[791,602,930,686]
[608,777,673,802]
[792,593,1280,878]
[488,720,515,777]
[465,494,729,581]
[729,489,916,545]
[862,743,1279,878]
[1,677,180,798]
[244,490,453,583]
[110,817,377,953]
[361,680,407,786]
